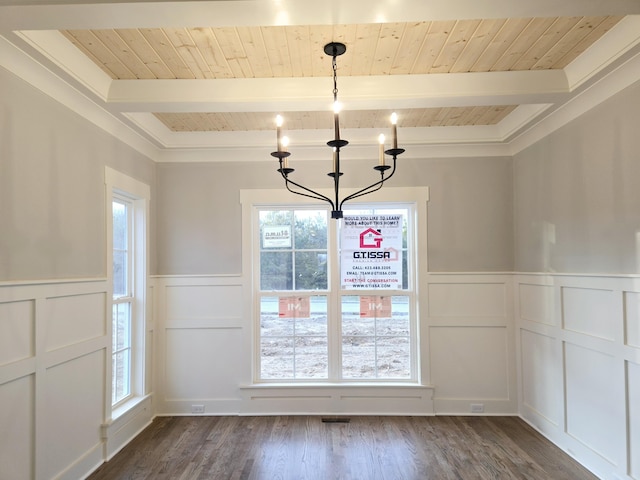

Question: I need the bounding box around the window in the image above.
[259,210,329,379]
[255,203,418,382]
[106,168,149,411]
[112,197,133,404]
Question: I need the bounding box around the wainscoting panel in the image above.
[625,291,640,348]
[0,279,115,480]
[429,326,509,399]
[564,342,620,466]
[516,274,638,480]
[561,286,617,341]
[0,299,35,365]
[519,329,561,426]
[43,349,105,480]
[426,274,516,415]
[45,292,106,351]
[164,328,243,400]
[428,281,507,318]
[154,275,245,415]
[166,284,243,321]
[0,373,34,480]
[518,283,555,326]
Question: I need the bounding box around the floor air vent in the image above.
[321,417,351,423]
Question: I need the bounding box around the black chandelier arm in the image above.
[278,169,336,209]
[337,156,398,211]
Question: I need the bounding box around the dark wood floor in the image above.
[88,415,597,480]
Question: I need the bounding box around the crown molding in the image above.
[0,33,161,160]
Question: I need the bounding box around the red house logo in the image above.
[359,228,383,248]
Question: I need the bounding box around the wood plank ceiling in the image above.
[61,16,622,132]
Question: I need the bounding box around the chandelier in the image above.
[271,42,405,219]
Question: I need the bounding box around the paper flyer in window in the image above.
[262,225,292,248]
[341,214,402,290]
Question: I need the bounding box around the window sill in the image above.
[240,382,431,390]
[110,394,152,424]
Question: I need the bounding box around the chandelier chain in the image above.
[332,55,338,101]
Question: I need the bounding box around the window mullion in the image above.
[327,217,342,381]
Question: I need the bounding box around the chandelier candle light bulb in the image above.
[333,101,341,141]
[282,136,290,167]
[378,134,385,165]
[275,115,283,152]
[391,112,398,150]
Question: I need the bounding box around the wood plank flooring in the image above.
[88,416,597,480]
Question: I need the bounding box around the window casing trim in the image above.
[105,167,150,419]
[241,187,430,386]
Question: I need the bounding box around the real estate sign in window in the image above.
[340,214,403,290]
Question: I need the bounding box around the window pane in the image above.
[261,337,294,379]
[112,349,131,404]
[113,302,131,352]
[260,252,292,290]
[260,210,293,250]
[261,315,294,337]
[341,295,411,380]
[377,337,411,378]
[342,336,375,378]
[294,210,327,249]
[296,296,328,335]
[294,251,327,290]
[260,295,328,380]
[112,201,128,249]
[294,337,328,379]
[112,250,127,298]
[113,200,129,298]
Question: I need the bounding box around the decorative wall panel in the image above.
[624,291,640,348]
[0,299,34,365]
[520,329,560,424]
[562,286,615,341]
[518,283,555,325]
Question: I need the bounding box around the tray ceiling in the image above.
[1,1,640,161]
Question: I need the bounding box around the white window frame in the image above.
[105,167,150,418]
[241,187,430,386]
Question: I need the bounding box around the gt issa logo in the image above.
[359,228,383,248]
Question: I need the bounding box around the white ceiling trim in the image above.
[155,142,514,164]
[2,0,640,30]
[106,71,569,113]
[508,48,640,155]
[15,29,112,101]
[564,15,640,91]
